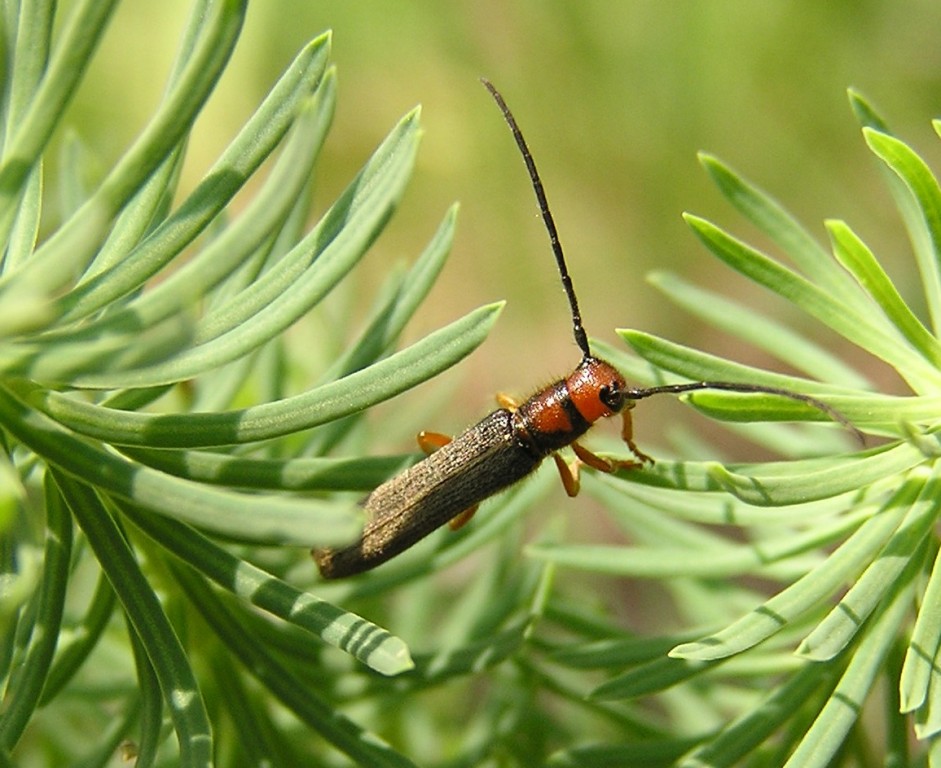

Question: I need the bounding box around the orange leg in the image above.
[496,392,521,411]
[417,430,452,454]
[552,440,646,497]
[552,452,581,497]
[549,405,653,498]
[620,405,654,465]
[415,431,479,530]
[572,440,622,472]
[448,506,478,530]
[574,440,646,475]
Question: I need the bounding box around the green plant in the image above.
[1,3,939,767]
[0,2,494,765]
[532,96,941,766]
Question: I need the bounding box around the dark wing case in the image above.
[314,409,542,578]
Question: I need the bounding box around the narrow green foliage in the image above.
[539,89,941,766]
[51,472,213,767]
[0,475,70,751]
[2,4,940,766]
[0,5,494,764]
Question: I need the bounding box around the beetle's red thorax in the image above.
[512,357,627,456]
[520,383,574,435]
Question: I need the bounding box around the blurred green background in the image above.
[66,1,941,441]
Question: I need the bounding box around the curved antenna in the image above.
[482,79,861,443]
[627,381,864,443]
[482,78,591,359]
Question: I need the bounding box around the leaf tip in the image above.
[697,151,720,169]
[310,28,332,53]
[794,635,838,662]
[367,636,416,676]
[668,636,731,661]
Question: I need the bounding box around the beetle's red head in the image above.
[565,356,627,424]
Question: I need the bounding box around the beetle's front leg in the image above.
[620,403,654,465]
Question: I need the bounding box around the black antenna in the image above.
[482,78,591,359]
[626,381,863,442]
[482,78,862,442]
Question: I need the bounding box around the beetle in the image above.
[312,80,856,579]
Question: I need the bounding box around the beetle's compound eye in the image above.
[599,381,625,414]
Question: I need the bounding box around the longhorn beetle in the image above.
[312,79,858,579]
